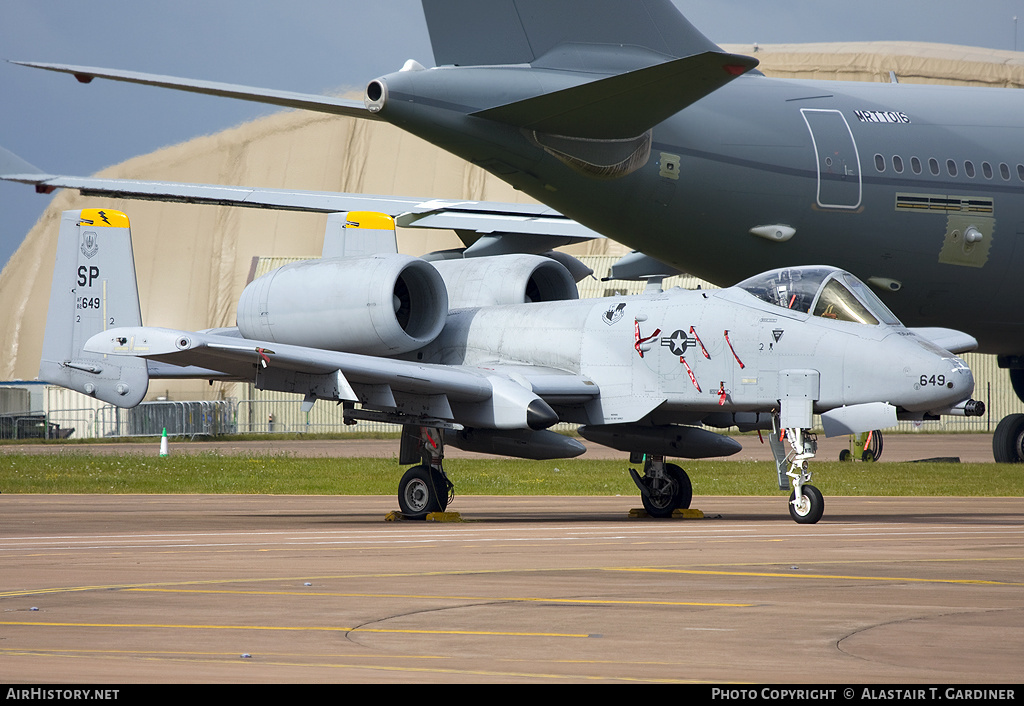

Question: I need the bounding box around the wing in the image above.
[87,326,599,432]
[0,147,601,246]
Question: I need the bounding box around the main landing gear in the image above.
[769,420,824,524]
[629,455,693,517]
[993,413,1024,464]
[993,364,1024,463]
[397,426,454,520]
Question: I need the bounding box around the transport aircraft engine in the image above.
[236,254,448,355]
[431,254,579,308]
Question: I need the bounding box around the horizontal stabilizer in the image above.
[472,51,758,139]
[10,60,376,120]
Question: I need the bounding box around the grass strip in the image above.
[0,454,1019,496]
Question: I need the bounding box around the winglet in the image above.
[0,145,54,186]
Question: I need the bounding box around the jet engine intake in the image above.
[237,254,447,355]
[431,254,578,308]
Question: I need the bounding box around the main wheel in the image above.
[993,413,1024,463]
[398,465,449,520]
[1010,368,1024,402]
[640,463,692,518]
[789,484,824,524]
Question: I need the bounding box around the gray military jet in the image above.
[3,0,1023,461]
[44,207,979,523]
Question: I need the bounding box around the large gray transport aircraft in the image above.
[3,0,1024,461]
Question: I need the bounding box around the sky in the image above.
[3,0,1024,270]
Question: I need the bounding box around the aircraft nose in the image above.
[911,349,975,413]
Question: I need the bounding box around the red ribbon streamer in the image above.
[256,348,271,368]
[634,320,661,358]
[681,357,701,392]
[689,326,710,359]
[723,330,745,369]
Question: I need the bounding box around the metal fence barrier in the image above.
[95,401,238,438]
[235,399,399,435]
[4,382,1018,442]
[0,414,68,440]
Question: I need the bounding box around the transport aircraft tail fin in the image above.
[39,209,149,406]
[421,0,722,68]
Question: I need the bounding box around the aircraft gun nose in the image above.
[918,353,975,414]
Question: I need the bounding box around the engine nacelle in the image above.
[237,254,447,355]
[431,255,578,308]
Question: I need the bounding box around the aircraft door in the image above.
[801,109,862,210]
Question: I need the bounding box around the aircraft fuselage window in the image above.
[888,154,1017,182]
[874,154,885,172]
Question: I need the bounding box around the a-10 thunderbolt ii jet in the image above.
[44,208,981,523]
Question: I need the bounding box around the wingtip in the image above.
[9,59,96,82]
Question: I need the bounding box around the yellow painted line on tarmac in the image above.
[0,647,701,683]
[607,567,1024,586]
[0,620,591,638]
[126,587,753,608]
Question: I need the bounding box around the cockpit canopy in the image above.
[736,267,901,326]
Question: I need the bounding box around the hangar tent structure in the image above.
[2,42,1023,433]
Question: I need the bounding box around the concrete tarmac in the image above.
[1,493,1021,684]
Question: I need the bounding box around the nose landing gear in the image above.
[769,418,824,524]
